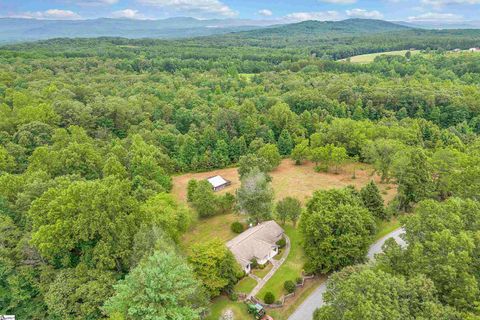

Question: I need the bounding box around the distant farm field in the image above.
[343,50,420,63]
[172,159,397,205]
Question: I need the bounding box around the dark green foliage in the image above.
[230,221,244,234]
[284,280,296,294]
[300,188,376,274]
[278,130,294,156]
[276,237,286,248]
[360,181,387,220]
[264,291,275,304]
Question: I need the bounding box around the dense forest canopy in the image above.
[1,19,480,319]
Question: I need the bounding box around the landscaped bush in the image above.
[229,292,238,302]
[284,280,296,293]
[231,221,244,233]
[250,258,258,269]
[276,237,286,248]
[296,277,303,285]
[264,291,275,304]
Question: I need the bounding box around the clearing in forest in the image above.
[172,159,397,205]
[342,50,420,63]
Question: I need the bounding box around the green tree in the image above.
[314,266,460,320]
[188,239,242,298]
[362,139,405,183]
[278,129,294,156]
[187,179,198,203]
[236,168,274,223]
[276,197,302,226]
[291,140,310,165]
[257,144,281,172]
[393,148,433,211]
[45,265,115,320]
[360,181,387,220]
[191,180,218,218]
[103,251,207,320]
[237,154,270,178]
[300,188,376,273]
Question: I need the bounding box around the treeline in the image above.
[1,31,480,319]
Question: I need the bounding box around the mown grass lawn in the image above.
[343,50,421,63]
[252,262,273,279]
[257,224,304,301]
[206,296,251,320]
[234,276,257,294]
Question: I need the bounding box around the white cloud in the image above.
[346,8,384,19]
[258,9,273,17]
[320,0,357,4]
[13,9,82,20]
[407,11,463,22]
[284,11,341,22]
[71,0,119,6]
[111,9,147,19]
[137,0,237,17]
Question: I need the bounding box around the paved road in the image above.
[248,235,291,299]
[288,228,406,320]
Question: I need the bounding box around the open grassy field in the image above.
[343,50,420,63]
[173,159,397,205]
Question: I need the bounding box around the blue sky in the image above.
[0,0,479,23]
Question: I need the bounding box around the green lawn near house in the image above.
[206,296,251,320]
[257,224,304,301]
[234,276,257,294]
[252,262,273,279]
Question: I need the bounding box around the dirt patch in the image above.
[172,159,396,204]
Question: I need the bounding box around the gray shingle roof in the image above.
[226,220,284,268]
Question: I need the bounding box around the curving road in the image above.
[288,228,406,320]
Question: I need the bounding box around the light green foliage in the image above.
[0,145,15,173]
[45,265,116,320]
[28,177,139,269]
[291,140,310,165]
[190,180,234,218]
[276,196,302,226]
[362,139,405,182]
[300,187,376,273]
[188,239,242,298]
[139,193,190,242]
[378,198,480,313]
[236,168,274,223]
[278,129,294,156]
[315,266,460,320]
[103,251,207,320]
[238,154,270,178]
[257,144,281,172]
[309,143,348,172]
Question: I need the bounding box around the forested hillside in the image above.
[2,25,480,319]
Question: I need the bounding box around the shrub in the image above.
[264,291,275,304]
[230,221,244,234]
[276,237,286,248]
[229,292,238,302]
[284,280,296,293]
[295,277,303,285]
[250,258,258,269]
[186,179,198,202]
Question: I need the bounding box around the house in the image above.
[206,175,231,191]
[226,220,284,274]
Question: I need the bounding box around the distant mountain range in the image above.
[0,17,479,44]
[0,17,278,43]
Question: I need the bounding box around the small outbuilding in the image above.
[206,175,231,191]
[226,220,284,274]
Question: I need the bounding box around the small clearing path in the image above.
[248,235,291,299]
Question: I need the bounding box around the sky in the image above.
[0,0,479,24]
